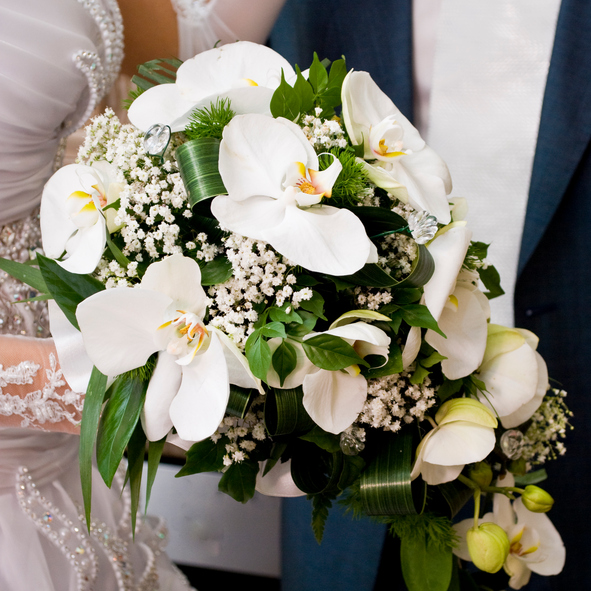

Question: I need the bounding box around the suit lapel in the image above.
[519,0,591,273]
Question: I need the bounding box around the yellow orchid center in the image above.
[376,138,406,158]
[509,528,539,557]
[241,78,258,86]
[159,310,209,362]
[292,162,331,198]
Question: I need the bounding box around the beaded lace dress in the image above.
[0,1,195,589]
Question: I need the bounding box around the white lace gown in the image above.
[0,0,195,588]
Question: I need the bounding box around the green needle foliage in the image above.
[184,98,236,141]
[319,148,370,207]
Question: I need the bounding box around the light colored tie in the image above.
[426,0,561,327]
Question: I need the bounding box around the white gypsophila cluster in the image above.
[207,233,312,347]
[353,202,418,309]
[356,370,437,433]
[300,107,348,150]
[521,389,573,465]
[76,107,122,165]
[210,397,267,466]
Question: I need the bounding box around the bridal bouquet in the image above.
[4,41,571,591]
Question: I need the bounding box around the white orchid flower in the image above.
[128,41,296,132]
[266,322,390,434]
[341,70,452,223]
[477,325,549,429]
[211,114,376,276]
[76,254,258,442]
[411,398,497,485]
[40,161,122,274]
[402,223,489,378]
[454,473,565,589]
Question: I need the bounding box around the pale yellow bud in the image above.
[521,485,554,513]
[467,522,510,573]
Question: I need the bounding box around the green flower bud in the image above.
[467,522,510,574]
[469,462,493,488]
[521,485,554,513]
[508,457,527,476]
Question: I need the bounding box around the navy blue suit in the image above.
[271,1,591,589]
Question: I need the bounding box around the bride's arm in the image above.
[119,0,287,76]
[0,335,82,434]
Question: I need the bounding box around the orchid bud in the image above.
[521,485,554,513]
[469,462,493,488]
[466,522,510,573]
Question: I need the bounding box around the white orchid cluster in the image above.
[30,41,571,590]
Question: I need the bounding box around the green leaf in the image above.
[96,374,147,487]
[302,334,367,371]
[354,206,409,238]
[226,384,255,419]
[260,321,287,339]
[392,288,423,305]
[308,52,329,95]
[270,69,301,120]
[514,469,548,486]
[176,437,226,477]
[422,351,447,368]
[79,366,108,527]
[37,254,105,330]
[360,432,425,516]
[0,257,48,293]
[410,363,431,385]
[400,534,453,591]
[199,256,232,285]
[298,290,326,320]
[319,57,347,109]
[145,436,166,512]
[126,421,147,535]
[286,310,318,337]
[265,386,314,436]
[294,66,315,113]
[365,342,403,378]
[245,330,272,380]
[338,455,366,491]
[400,304,445,338]
[478,265,505,300]
[272,339,298,386]
[300,425,342,453]
[311,493,333,543]
[218,460,259,503]
[176,137,227,207]
[269,304,303,325]
[105,233,130,268]
[437,379,463,402]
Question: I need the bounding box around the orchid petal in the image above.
[423,225,472,321]
[142,351,181,441]
[76,288,171,376]
[493,474,518,531]
[513,499,565,576]
[501,352,548,428]
[426,285,488,379]
[255,459,306,497]
[169,332,229,441]
[505,554,533,590]
[48,300,93,393]
[422,421,496,466]
[262,203,371,276]
[219,114,315,202]
[481,325,526,367]
[211,194,287,240]
[361,161,407,195]
[329,310,391,329]
[210,326,262,391]
[59,214,106,274]
[308,155,342,197]
[140,254,207,318]
[323,322,390,360]
[128,83,199,132]
[302,370,367,434]
[41,164,89,259]
[419,462,464,486]
[402,326,422,369]
[435,398,497,428]
[478,342,539,419]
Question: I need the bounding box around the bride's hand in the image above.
[0,335,82,434]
